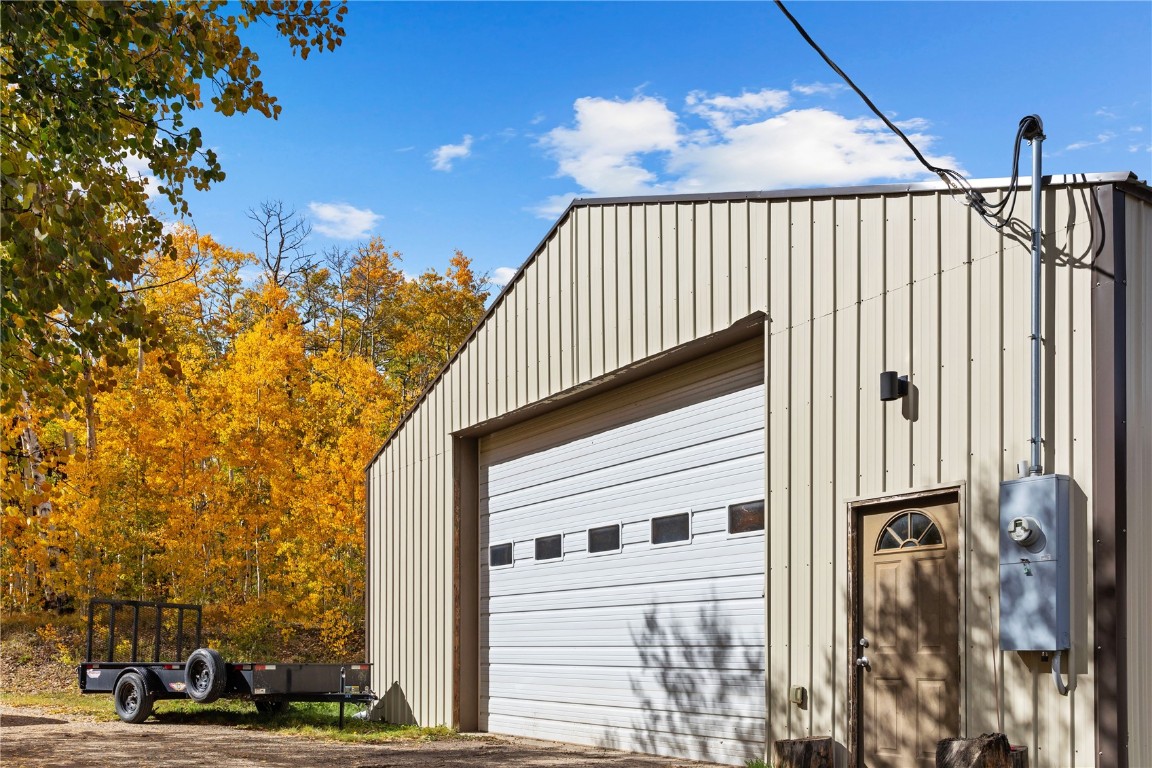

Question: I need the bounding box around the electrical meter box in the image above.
[999,474,1071,651]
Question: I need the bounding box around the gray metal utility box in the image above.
[998,474,1071,651]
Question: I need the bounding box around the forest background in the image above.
[1,2,488,662]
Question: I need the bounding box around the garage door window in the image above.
[728,500,765,535]
[651,512,691,546]
[535,534,563,561]
[588,524,621,554]
[489,542,513,568]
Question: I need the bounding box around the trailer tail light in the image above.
[163,665,179,670]
[254,664,276,671]
[350,665,368,670]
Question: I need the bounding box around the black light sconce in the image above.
[880,371,908,402]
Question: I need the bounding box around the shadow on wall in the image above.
[371,681,417,725]
[600,599,761,764]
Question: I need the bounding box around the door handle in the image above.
[856,637,870,670]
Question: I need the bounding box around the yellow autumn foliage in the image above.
[2,226,488,658]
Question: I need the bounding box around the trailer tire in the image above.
[184,648,227,704]
[255,698,290,716]
[114,672,154,724]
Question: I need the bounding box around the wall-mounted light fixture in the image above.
[880,371,908,402]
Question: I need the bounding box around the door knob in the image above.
[856,654,871,669]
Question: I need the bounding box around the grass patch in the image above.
[0,692,458,743]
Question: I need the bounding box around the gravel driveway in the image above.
[0,707,728,768]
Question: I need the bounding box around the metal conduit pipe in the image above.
[1024,115,1045,476]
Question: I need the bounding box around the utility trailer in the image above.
[77,599,374,725]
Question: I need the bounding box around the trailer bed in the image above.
[77,599,374,724]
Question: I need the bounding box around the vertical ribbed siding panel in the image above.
[767,198,790,745]
[810,198,836,739]
[1126,194,1152,768]
[559,218,574,393]
[750,202,769,313]
[539,238,552,396]
[831,196,860,747]
[911,194,941,487]
[692,202,711,338]
[788,199,813,739]
[676,203,695,345]
[632,206,649,360]
[603,206,621,371]
[661,203,679,350]
[486,317,499,426]
[712,201,731,330]
[965,209,1002,733]
[938,196,972,488]
[730,201,750,320]
[588,206,606,380]
[857,197,885,495]
[525,257,539,406]
[883,196,912,492]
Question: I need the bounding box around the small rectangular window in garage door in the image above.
[489,542,513,568]
[588,524,621,554]
[651,512,691,546]
[535,534,563,561]
[728,500,765,535]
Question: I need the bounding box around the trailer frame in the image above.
[77,599,374,726]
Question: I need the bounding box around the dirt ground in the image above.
[0,706,726,768]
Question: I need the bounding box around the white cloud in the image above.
[431,135,474,171]
[122,153,161,199]
[490,266,518,287]
[686,88,790,130]
[1065,132,1116,151]
[532,91,956,217]
[307,202,381,239]
[539,96,681,197]
[792,81,846,97]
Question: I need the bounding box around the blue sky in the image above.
[166,1,1152,290]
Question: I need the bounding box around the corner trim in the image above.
[1091,184,1128,768]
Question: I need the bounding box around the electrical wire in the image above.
[773,0,1039,231]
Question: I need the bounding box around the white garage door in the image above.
[479,346,765,766]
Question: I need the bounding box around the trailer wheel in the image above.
[184,648,227,704]
[114,672,154,724]
[255,698,290,716]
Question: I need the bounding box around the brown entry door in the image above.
[859,496,960,767]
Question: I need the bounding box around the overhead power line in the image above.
[773,0,1040,231]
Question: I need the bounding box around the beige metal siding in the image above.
[1126,192,1152,768]
[366,177,1133,765]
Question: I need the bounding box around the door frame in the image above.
[846,483,966,766]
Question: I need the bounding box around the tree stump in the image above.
[772,736,834,768]
[937,733,1028,768]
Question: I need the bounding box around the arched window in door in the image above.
[875,510,943,551]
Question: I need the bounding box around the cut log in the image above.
[773,736,834,768]
[937,733,1028,768]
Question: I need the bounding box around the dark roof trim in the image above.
[365,170,1147,470]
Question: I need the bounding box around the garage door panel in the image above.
[484,575,764,613]
[480,349,764,765]
[484,687,764,726]
[482,600,765,647]
[483,390,763,496]
[483,431,763,517]
[482,464,764,547]
[483,709,764,765]
[482,643,764,670]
